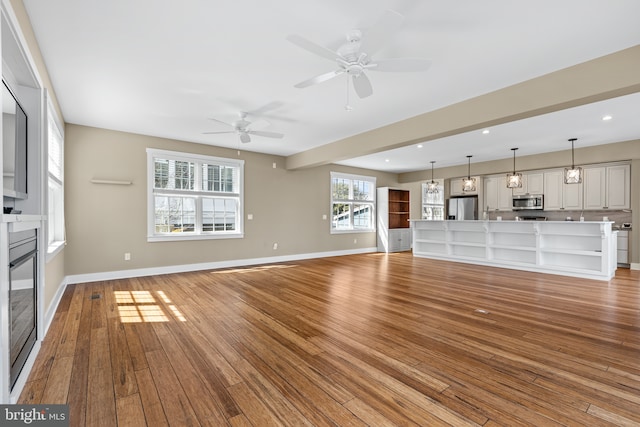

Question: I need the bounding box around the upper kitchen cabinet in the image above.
[543,170,582,211]
[512,172,544,196]
[583,164,630,210]
[484,175,512,211]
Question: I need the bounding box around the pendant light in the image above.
[462,155,476,192]
[506,148,523,188]
[427,160,438,193]
[564,138,582,184]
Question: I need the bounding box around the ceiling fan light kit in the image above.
[564,138,582,184]
[462,155,476,192]
[287,9,431,102]
[506,147,523,188]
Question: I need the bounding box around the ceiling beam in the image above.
[285,45,640,171]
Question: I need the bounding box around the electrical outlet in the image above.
[273,243,278,250]
[353,238,357,244]
[124,252,131,261]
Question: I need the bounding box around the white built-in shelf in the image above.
[411,220,617,281]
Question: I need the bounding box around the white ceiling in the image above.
[22,0,640,173]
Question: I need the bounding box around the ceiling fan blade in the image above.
[207,117,233,127]
[286,34,339,62]
[202,131,235,135]
[248,118,270,130]
[250,101,284,116]
[359,10,404,56]
[352,73,373,99]
[249,130,284,139]
[294,69,344,88]
[371,57,431,72]
[240,132,251,143]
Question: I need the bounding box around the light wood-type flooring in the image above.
[19,252,640,426]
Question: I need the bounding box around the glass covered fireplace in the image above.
[8,228,37,390]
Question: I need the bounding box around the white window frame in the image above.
[147,148,244,242]
[46,98,65,259]
[330,171,376,234]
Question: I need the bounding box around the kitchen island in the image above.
[411,220,617,281]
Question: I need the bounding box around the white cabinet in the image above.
[450,176,481,196]
[583,167,606,210]
[543,170,582,211]
[387,229,412,252]
[617,230,629,264]
[607,165,631,209]
[484,176,512,211]
[543,170,563,210]
[581,164,630,210]
[563,179,583,210]
[512,172,544,196]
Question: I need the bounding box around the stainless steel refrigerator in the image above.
[447,196,478,220]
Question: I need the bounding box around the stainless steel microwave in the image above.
[512,194,543,210]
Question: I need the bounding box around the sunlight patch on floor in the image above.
[114,290,187,323]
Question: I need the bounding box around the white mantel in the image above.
[411,220,617,281]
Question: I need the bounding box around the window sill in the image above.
[46,241,65,262]
[330,229,376,235]
[148,232,244,242]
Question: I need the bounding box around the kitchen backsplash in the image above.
[485,209,632,225]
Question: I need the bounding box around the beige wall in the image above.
[43,252,64,312]
[64,124,398,275]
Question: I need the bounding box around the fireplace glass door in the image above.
[8,229,37,390]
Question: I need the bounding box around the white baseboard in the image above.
[43,276,69,335]
[65,247,378,285]
[630,263,640,270]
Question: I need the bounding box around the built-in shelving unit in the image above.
[1,0,46,404]
[377,187,411,252]
[411,220,617,280]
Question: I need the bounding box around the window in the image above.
[421,179,445,220]
[47,101,65,256]
[147,149,243,241]
[330,172,376,233]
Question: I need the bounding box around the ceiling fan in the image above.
[203,112,284,143]
[287,9,431,99]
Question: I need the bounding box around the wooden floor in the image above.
[19,253,640,426]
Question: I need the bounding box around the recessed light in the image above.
[417,144,423,148]
[385,159,390,163]
[602,115,612,121]
[482,129,490,134]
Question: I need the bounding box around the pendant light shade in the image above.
[427,160,439,193]
[506,148,523,188]
[564,138,582,184]
[462,155,476,192]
